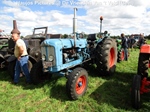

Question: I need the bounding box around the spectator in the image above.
[130,35,136,51]
[121,33,128,61]
[138,34,146,48]
[127,36,131,50]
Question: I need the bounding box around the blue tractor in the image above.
[30,8,117,100]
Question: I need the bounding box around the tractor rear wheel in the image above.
[131,75,141,109]
[66,67,88,100]
[95,38,117,75]
[117,49,124,62]
[8,60,16,80]
[0,54,4,69]
[30,60,43,84]
[30,60,52,84]
[137,53,149,79]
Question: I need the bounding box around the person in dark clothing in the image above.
[121,33,128,61]
[130,35,136,51]
[138,34,146,48]
[127,36,131,49]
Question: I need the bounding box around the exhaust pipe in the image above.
[73,8,78,48]
[100,16,103,35]
[11,20,20,34]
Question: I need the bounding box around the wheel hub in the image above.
[76,76,86,94]
[78,82,82,87]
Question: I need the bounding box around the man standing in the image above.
[130,35,136,51]
[121,33,128,61]
[138,34,146,48]
[11,20,31,84]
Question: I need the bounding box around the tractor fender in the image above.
[7,55,17,63]
[29,55,38,65]
[140,44,150,53]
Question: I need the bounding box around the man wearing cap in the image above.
[11,20,31,84]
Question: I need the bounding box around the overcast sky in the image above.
[0,0,150,36]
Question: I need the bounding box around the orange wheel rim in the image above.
[121,51,125,61]
[109,48,115,67]
[76,75,86,94]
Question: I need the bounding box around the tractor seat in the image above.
[87,34,97,41]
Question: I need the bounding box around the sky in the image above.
[0,0,150,36]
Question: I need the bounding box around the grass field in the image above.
[0,47,150,112]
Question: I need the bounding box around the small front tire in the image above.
[66,67,88,100]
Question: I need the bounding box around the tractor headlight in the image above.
[49,55,54,61]
[42,54,46,61]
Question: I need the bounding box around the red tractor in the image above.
[131,44,150,109]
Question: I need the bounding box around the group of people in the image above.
[120,33,146,61]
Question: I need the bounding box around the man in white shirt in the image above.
[11,20,31,84]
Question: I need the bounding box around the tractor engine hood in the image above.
[41,39,87,49]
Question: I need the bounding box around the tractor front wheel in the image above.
[131,75,141,109]
[66,67,88,100]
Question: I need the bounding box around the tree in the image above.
[63,34,68,38]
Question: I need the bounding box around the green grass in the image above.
[1,48,150,112]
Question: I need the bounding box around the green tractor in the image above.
[0,39,8,54]
[116,38,124,62]
[0,30,14,69]
[0,30,9,51]
[0,39,8,50]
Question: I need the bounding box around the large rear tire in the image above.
[137,53,149,79]
[95,38,117,75]
[30,60,52,84]
[8,60,16,80]
[131,75,141,109]
[0,54,5,69]
[30,60,43,84]
[66,67,88,100]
